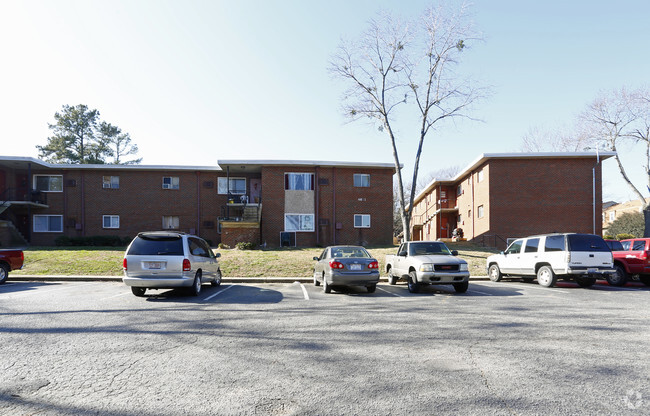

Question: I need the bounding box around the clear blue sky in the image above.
[1,0,648,202]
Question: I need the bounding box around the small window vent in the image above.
[65,179,76,187]
[203,181,214,189]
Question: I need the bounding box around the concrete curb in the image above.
[8,275,491,283]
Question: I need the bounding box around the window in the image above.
[354,214,371,228]
[477,205,484,218]
[102,215,120,229]
[162,177,179,189]
[505,239,523,255]
[353,174,370,187]
[609,211,615,222]
[524,238,540,253]
[284,214,314,232]
[285,173,314,190]
[34,175,63,192]
[189,237,212,258]
[218,177,246,195]
[477,169,484,183]
[33,215,63,232]
[162,216,180,229]
[633,240,646,251]
[457,184,463,196]
[102,176,119,189]
[544,235,565,252]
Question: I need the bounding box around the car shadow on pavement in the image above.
[0,281,62,294]
[143,284,284,304]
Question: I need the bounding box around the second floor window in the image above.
[34,175,63,192]
[353,174,370,187]
[103,176,119,189]
[163,177,179,190]
[285,173,314,190]
[218,177,246,195]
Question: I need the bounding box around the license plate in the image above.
[349,264,362,270]
[587,268,597,273]
[147,262,162,269]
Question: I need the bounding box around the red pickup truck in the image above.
[0,249,24,284]
[607,238,650,286]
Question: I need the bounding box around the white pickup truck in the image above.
[486,233,615,288]
[385,241,470,293]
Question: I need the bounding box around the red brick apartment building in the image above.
[0,156,395,248]
[410,152,616,249]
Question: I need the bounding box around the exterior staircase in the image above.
[0,220,29,248]
[242,205,262,222]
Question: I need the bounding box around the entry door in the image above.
[250,179,261,203]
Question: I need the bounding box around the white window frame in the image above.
[162,177,179,190]
[477,205,484,219]
[284,214,315,232]
[218,177,246,195]
[285,173,314,191]
[477,170,484,183]
[102,176,120,189]
[354,214,371,228]
[33,175,63,192]
[162,215,180,230]
[33,215,63,232]
[353,173,370,188]
[102,215,120,229]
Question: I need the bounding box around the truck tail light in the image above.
[329,260,345,269]
[122,258,127,271]
[183,259,191,271]
[368,261,379,269]
[643,251,650,262]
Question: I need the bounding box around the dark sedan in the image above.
[312,246,380,293]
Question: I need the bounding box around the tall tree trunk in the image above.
[644,207,650,238]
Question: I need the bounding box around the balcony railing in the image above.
[0,188,47,205]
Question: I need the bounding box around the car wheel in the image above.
[0,264,8,284]
[388,268,397,285]
[323,274,332,294]
[211,269,222,286]
[190,273,202,296]
[367,284,377,293]
[453,281,469,293]
[606,265,628,287]
[640,275,650,286]
[536,265,556,288]
[314,270,321,286]
[407,271,420,293]
[488,264,502,282]
[131,287,146,297]
[575,276,596,287]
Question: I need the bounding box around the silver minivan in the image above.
[123,231,222,297]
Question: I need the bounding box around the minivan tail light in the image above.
[368,261,379,269]
[329,260,345,269]
[183,259,191,271]
[123,258,127,271]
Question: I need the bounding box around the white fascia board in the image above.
[0,155,222,171]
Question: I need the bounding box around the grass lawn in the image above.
[12,242,499,277]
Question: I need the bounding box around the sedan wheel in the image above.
[536,266,556,288]
[407,271,420,293]
[323,274,332,294]
[131,287,146,297]
[488,264,502,282]
[211,269,222,286]
[606,265,627,287]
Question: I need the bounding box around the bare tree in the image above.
[330,3,485,241]
[581,87,650,236]
[520,124,592,152]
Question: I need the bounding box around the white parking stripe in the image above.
[376,286,403,297]
[100,291,132,300]
[204,285,234,301]
[295,282,310,300]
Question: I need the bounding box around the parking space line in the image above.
[292,281,310,300]
[100,291,132,300]
[376,286,403,297]
[468,289,493,296]
[204,285,234,301]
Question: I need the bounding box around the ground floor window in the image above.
[103,215,120,229]
[285,214,314,232]
[33,215,63,232]
[354,214,371,228]
[163,216,180,230]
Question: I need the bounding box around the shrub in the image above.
[616,233,635,240]
[218,243,230,249]
[605,212,644,238]
[603,234,614,240]
[235,241,257,250]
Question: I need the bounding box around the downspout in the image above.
[226,166,230,219]
[27,163,32,243]
[471,172,475,241]
[315,166,319,246]
[81,171,85,237]
[196,171,201,236]
[332,167,337,245]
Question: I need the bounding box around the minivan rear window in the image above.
[567,234,609,252]
[128,236,184,256]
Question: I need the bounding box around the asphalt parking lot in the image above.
[1,279,649,415]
